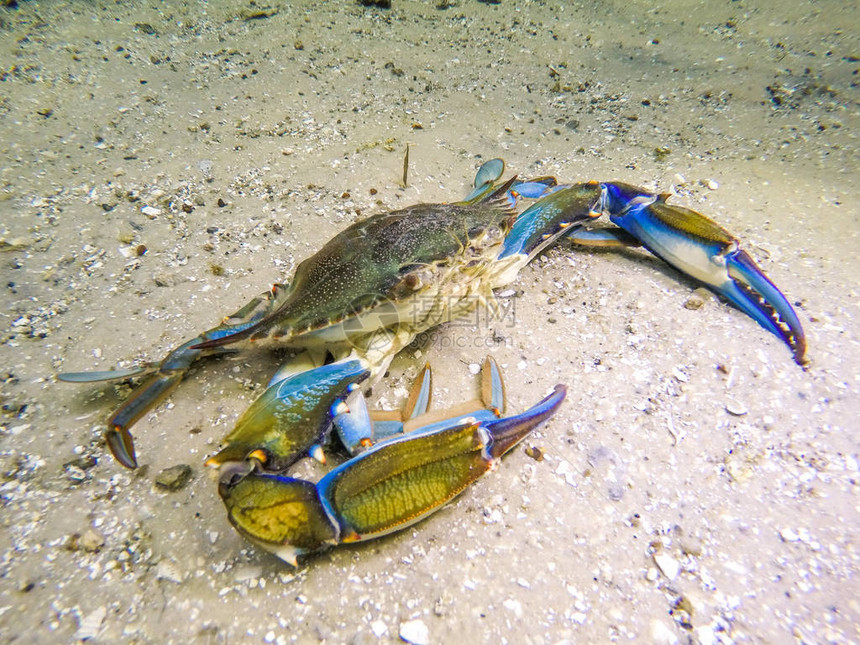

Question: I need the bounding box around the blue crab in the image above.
[59,158,805,564]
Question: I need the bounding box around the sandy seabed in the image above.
[0,1,858,643]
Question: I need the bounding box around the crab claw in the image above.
[218,382,566,566]
[103,367,189,468]
[206,359,370,474]
[722,247,807,363]
[595,182,807,364]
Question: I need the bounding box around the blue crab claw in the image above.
[721,247,807,363]
[217,383,566,566]
[594,183,807,364]
[205,359,370,473]
[58,284,292,468]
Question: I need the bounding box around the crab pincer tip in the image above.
[106,425,138,469]
[309,444,326,464]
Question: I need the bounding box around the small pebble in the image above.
[63,463,90,484]
[79,528,105,553]
[153,274,174,287]
[684,287,711,310]
[503,598,524,618]
[672,367,689,383]
[155,559,184,583]
[154,464,193,491]
[680,537,703,557]
[684,293,705,310]
[706,179,719,190]
[141,205,161,217]
[234,565,263,582]
[399,619,429,645]
[17,579,35,593]
[524,445,544,461]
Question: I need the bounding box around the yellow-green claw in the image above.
[206,359,370,473]
[218,466,337,567]
[217,384,565,566]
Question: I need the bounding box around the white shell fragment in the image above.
[399,619,430,645]
[370,620,388,638]
[725,399,749,416]
[650,619,680,645]
[155,559,184,583]
[74,606,107,641]
[654,552,681,580]
[780,527,800,542]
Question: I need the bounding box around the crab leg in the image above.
[217,383,566,566]
[334,354,508,455]
[57,283,292,468]
[591,183,807,364]
[462,158,559,206]
[333,362,433,455]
